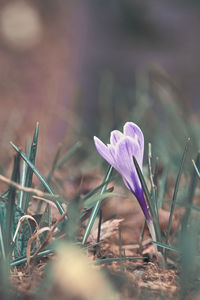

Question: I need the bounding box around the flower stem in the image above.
[147,220,156,244]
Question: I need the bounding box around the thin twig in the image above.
[0,174,46,196]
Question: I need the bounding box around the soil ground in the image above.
[9,171,183,300]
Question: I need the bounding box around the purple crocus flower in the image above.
[94,122,152,224]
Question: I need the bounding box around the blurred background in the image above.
[0,0,199,169]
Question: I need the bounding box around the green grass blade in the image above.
[139,219,146,248]
[18,158,27,209]
[10,142,53,193]
[10,248,54,267]
[157,166,168,209]
[18,138,30,210]
[54,141,81,170]
[28,122,39,166]
[81,177,116,201]
[0,224,5,260]
[0,256,9,298]
[5,153,20,258]
[82,165,113,245]
[64,196,81,242]
[188,203,200,212]
[192,158,200,179]
[133,156,161,243]
[133,156,156,220]
[147,143,157,213]
[10,142,65,216]
[83,241,102,250]
[83,192,119,209]
[0,190,9,198]
[163,199,200,212]
[46,144,62,184]
[153,241,179,253]
[181,152,200,233]
[95,256,144,265]
[165,138,190,259]
[38,203,52,231]
[36,193,66,203]
[21,123,39,212]
[10,247,143,267]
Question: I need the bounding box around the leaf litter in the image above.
[9,170,182,299]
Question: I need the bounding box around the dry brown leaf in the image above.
[26,209,68,266]
[87,218,124,244]
[13,214,40,257]
[26,227,50,266]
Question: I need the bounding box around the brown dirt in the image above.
[9,171,183,300]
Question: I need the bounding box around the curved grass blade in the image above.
[82,165,113,245]
[45,142,80,221]
[46,141,81,196]
[165,138,190,260]
[54,141,81,170]
[83,192,119,210]
[10,142,53,193]
[82,177,117,201]
[10,142,65,216]
[46,144,62,184]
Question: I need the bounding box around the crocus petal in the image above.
[110,130,123,146]
[94,122,152,225]
[94,136,115,166]
[124,177,151,221]
[114,136,141,193]
[123,122,144,166]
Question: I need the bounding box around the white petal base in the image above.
[147,220,157,244]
